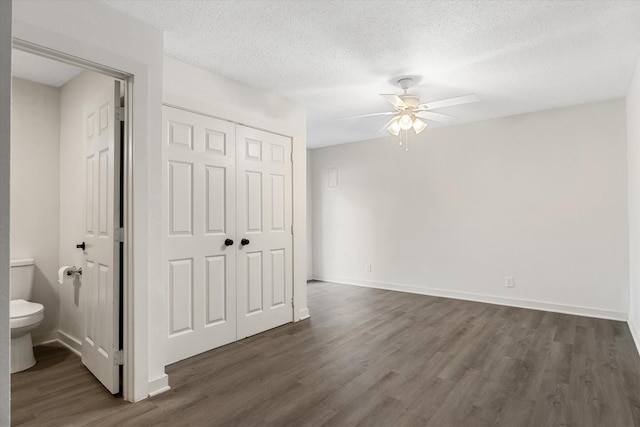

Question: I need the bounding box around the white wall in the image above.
[163,57,309,322]
[58,70,114,348]
[0,2,12,423]
[10,77,60,338]
[312,99,629,319]
[628,57,640,347]
[13,0,164,401]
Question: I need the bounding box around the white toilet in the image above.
[10,258,45,373]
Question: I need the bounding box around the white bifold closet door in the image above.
[163,106,293,365]
[236,125,293,338]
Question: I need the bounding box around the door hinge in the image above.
[291,152,294,163]
[114,350,124,366]
[115,106,125,122]
[291,225,294,235]
[115,227,125,243]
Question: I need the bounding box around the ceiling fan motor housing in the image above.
[399,95,420,109]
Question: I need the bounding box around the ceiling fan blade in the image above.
[380,94,408,109]
[419,94,479,110]
[415,110,458,123]
[338,111,396,120]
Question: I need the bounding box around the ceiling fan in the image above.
[340,77,479,137]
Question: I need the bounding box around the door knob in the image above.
[76,242,86,251]
[224,239,234,246]
[241,238,250,246]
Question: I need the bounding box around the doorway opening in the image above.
[9,41,132,398]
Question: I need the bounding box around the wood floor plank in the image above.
[11,281,640,426]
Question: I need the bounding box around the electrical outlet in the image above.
[367,264,372,273]
[505,276,515,288]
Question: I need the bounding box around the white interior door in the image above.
[236,125,293,338]
[82,81,121,394]
[163,106,237,365]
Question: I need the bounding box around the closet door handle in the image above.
[241,238,250,246]
[76,242,86,251]
[224,239,234,246]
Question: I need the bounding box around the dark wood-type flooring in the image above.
[12,281,640,426]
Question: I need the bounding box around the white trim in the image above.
[628,313,640,355]
[9,258,34,267]
[313,275,628,322]
[56,331,82,356]
[32,332,82,356]
[148,374,170,397]
[298,308,310,320]
[122,75,138,402]
[31,331,59,346]
[12,38,131,81]
[32,332,81,357]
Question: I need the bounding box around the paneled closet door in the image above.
[163,106,237,365]
[236,125,293,338]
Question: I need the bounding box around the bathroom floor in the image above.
[11,282,640,426]
[10,343,127,425]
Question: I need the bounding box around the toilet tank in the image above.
[10,258,35,301]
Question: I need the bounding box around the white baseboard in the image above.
[57,330,82,356]
[313,275,627,322]
[628,313,640,356]
[32,330,59,346]
[33,330,82,356]
[148,374,170,397]
[298,307,310,321]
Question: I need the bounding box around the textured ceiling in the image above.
[100,0,640,148]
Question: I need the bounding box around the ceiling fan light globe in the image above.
[399,113,413,130]
[412,118,427,134]
[387,118,401,136]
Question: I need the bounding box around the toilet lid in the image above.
[10,299,44,318]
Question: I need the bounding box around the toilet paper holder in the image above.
[66,267,82,277]
[58,266,82,285]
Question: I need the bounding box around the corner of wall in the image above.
[628,313,640,356]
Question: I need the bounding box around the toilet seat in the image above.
[10,299,44,329]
